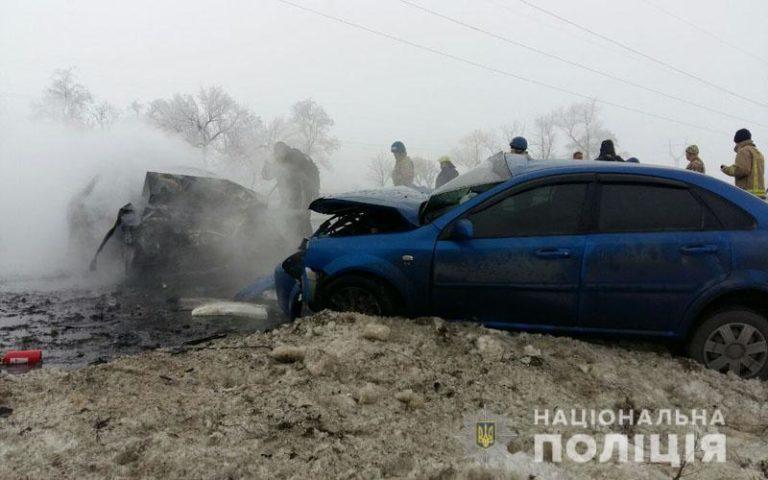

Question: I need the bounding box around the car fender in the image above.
[316,254,413,311]
[286,281,302,319]
[274,263,302,319]
[678,269,768,337]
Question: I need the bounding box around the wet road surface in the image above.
[0,277,285,369]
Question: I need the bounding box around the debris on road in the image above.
[88,171,290,290]
[1,349,43,366]
[0,288,283,368]
[190,301,268,320]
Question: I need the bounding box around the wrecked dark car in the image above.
[272,154,768,379]
[92,171,285,289]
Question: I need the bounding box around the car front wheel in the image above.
[688,308,768,379]
[322,275,399,316]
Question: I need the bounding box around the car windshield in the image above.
[420,152,525,223]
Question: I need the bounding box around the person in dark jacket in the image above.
[262,141,320,239]
[595,139,624,162]
[435,156,458,189]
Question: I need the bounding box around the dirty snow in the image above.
[1,311,767,479]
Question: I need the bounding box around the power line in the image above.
[398,0,764,127]
[639,0,768,66]
[272,0,728,136]
[483,0,621,54]
[515,0,768,110]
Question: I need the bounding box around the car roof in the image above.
[509,159,680,176]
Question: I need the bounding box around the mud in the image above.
[1,310,766,479]
[0,277,284,369]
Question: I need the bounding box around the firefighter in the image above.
[721,129,765,199]
[390,141,415,187]
[262,141,320,239]
[685,145,705,173]
[435,156,458,188]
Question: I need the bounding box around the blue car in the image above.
[275,153,768,378]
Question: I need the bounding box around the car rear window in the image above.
[598,183,708,233]
[695,188,756,230]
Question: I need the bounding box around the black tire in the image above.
[321,274,400,316]
[688,307,768,379]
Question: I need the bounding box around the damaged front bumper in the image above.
[274,250,306,319]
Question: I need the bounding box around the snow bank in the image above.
[0,311,766,479]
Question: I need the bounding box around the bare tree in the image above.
[128,100,144,119]
[555,99,614,160]
[531,112,558,159]
[289,98,339,163]
[452,129,499,169]
[367,152,394,187]
[413,157,439,188]
[222,112,269,187]
[147,86,253,166]
[220,111,264,159]
[264,116,294,146]
[667,139,688,168]
[34,68,93,126]
[499,121,526,149]
[88,100,121,129]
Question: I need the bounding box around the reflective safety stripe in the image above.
[750,154,765,198]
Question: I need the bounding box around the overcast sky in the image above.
[2,0,768,183]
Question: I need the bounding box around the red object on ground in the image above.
[2,350,43,365]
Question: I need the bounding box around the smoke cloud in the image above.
[0,117,204,279]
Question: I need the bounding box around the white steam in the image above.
[0,117,204,278]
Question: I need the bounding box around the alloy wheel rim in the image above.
[703,322,768,377]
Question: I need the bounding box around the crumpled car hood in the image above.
[309,187,428,226]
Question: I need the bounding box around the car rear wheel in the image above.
[688,308,768,379]
[322,275,399,316]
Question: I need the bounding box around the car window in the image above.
[421,153,513,224]
[695,188,756,230]
[469,183,588,238]
[598,183,708,232]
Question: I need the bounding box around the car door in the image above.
[579,175,732,334]
[431,175,593,327]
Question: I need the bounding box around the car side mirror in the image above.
[451,219,474,241]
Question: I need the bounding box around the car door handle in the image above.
[680,244,719,255]
[534,248,572,259]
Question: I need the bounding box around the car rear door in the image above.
[579,175,732,334]
[431,175,594,327]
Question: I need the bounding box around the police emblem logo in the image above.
[455,405,517,466]
[475,421,495,449]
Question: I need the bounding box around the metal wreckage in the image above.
[90,171,285,288]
